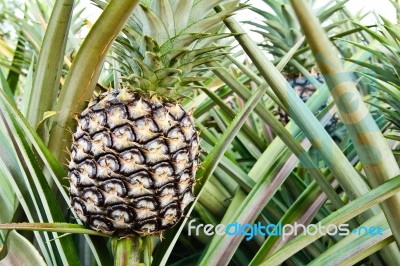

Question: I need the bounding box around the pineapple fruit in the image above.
[68,0,239,236]
[277,70,326,125]
[278,70,339,135]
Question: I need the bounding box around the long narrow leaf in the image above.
[48,0,140,164]
[27,0,75,139]
[0,223,107,236]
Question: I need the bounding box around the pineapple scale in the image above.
[68,88,199,236]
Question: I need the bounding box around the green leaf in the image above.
[36,111,59,130]
[0,230,46,266]
[137,4,170,45]
[0,168,16,240]
[27,0,74,135]
[6,34,25,94]
[0,67,13,99]
[0,223,107,236]
[21,55,35,116]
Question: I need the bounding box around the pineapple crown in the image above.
[106,0,242,100]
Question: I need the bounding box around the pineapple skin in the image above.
[68,88,199,236]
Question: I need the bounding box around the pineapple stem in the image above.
[112,236,144,266]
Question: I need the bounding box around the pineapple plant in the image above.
[248,0,344,133]
[68,0,239,236]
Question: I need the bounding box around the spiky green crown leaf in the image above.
[95,0,241,99]
[248,0,348,74]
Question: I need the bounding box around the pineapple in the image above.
[68,0,239,236]
[277,68,326,125]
